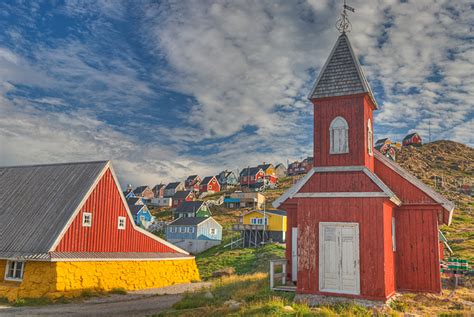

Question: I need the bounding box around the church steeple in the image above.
[309,13,377,170]
[308,33,377,108]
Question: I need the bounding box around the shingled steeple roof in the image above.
[308,33,378,108]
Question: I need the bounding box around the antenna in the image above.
[336,0,355,34]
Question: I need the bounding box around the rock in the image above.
[204,291,214,299]
[224,300,241,311]
[283,305,294,312]
[212,267,236,278]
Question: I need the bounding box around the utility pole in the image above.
[428,120,432,143]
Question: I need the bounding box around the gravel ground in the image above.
[0,282,211,317]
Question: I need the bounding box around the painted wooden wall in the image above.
[295,197,392,300]
[55,169,177,253]
[374,159,437,205]
[312,94,375,170]
[394,206,441,293]
[299,171,381,193]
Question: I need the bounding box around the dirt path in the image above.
[0,282,210,317]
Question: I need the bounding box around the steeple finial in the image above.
[336,0,355,34]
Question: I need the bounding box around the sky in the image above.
[0,0,472,188]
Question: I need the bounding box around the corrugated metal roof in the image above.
[0,161,107,256]
[173,190,192,199]
[175,201,205,213]
[168,217,210,226]
[0,252,192,261]
[309,34,378,108]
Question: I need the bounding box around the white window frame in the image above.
[189,227,195,233]
[4,260,25,282]
[209,228,217,235]
[118,216,126,230]
[329,116,349,154]
[82,212,92,227]
[368,119,373,156]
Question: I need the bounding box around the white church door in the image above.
[319,222,360,295]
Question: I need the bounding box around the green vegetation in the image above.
[196,243,285,280]
[11,297,55,307]
[109,288,127,295]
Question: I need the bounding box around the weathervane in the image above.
[336,0,355,33]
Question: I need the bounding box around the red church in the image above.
[273,33,454,302]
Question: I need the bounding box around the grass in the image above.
[196,243,285,280]
[109,288,127,295]
[159,273,374,316]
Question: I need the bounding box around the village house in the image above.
[123,190,136,199]
[216,170,239,189]
[275,163,287,178]
[287,157,314,176]
[199,176,220,194]
[152,184,166,198]
[403,132,423,147]
[0,161,200,301]
[224,191,266,210]
[172,190,195,208]
[239,167,265,188]
[126,197,144,206]
[128,203,154,229]
[151,196,173,208]
[173,201,211,219]
[164,181,185,197]
[272,32,454,301]
[185,175,201,192]
[232,210,287,247]
[166,217,222,254]
[132,185,154,200]
[258,163,278,185]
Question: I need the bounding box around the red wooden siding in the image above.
[374,159,437,205]
[299,171,381,193]
[383,202,396,297]
[295,197,392,300]
[55,169,177,253]
[394,207,441,293]
[312,94,375,170]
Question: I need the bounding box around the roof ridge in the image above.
[0,160,109,169]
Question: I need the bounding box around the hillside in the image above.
[396,140,474,261]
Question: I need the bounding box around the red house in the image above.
[403,132,423,147]
[199,176,220,194]
[273,33,454,302]
[239,167,265,188]
[185,175,201,192]
[172,190,195,208]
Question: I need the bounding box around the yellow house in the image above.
[241,210,287,242]
[0,161,199,302]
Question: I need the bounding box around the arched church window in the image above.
[368,119,373,156]
[329,116,349,154]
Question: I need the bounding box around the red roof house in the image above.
[199,176,220,194]
[273,33,454,302]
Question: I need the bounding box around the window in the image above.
[392,217,396,251]
[179,227,185,233]
[5,261,24,281]
[82,212,92,227]
[329,116,349,154]
[209,228,217,235]
[368,119,373,156]
[189,227,195,233]
[118,216,126,230]
[250,218,268,225]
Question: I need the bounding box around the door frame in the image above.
[318,222,360,295]
[291,227,298,281]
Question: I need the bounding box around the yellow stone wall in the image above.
[0,258,200,301]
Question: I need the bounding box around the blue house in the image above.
[123,190,136,199]
[166,217,222,254]
[128,203,154,229]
